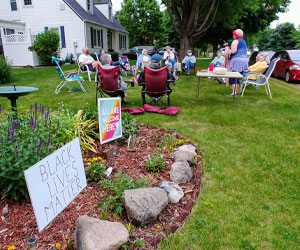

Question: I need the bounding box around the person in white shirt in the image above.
[78,47,101,71]
[163,45,177,76]
[136,49,151,69]
[182,50,196,75]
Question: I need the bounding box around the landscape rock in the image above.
[170,161,193,184]
[176,144,197,155]
[121,187,168,226]
[75,215,129,250]
[174,150,194,165]
[158,181,184,203]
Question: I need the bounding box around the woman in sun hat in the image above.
[225,29,248,96]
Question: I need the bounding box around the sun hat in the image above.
[151,54,162,63]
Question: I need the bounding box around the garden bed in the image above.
[0,124,202,250]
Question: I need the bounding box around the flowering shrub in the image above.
[28,30,59,65]
[0,104,59,201]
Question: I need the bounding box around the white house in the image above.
[0,0,129,66]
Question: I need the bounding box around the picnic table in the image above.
[196,71,243,101]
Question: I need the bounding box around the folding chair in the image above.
[52,57,85,94]
[76,53,97,82]
[141,67,173,107]
[241,58,279,99]
[96,65,125,104]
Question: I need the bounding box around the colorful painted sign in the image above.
[98,97,122,144]
[24,138,87,232]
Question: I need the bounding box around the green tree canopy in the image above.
[196,0,289,56]
[163,0,289,59]
[117,0,164,47]
[258,22,296,51]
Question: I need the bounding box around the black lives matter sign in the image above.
[24,137,87,232]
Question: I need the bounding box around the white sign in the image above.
[24,137,87,232]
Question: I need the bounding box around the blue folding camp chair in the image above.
[52,57,86,94]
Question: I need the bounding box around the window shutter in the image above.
[125,36,126,50]
[101,30,103,48]
[91,27,94,48]
[60,26,66,48]
[44,27,48,31]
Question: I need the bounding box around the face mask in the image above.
[188,53,192,56]
[217,54,221,57]
[167,49,170,52]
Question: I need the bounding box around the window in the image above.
[97,30,100,47]
[87,0,91,12]
[4,28,15,35]
[109,6,112,21]
[24,0,32,6]
[119,34,126,50]
[93,29,97,47]
[91,27,103,48]
[10,0,17,11]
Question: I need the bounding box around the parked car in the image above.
[249,50,275,65]
[157,47,180,57]
[128,46,157,56]
[271,50,300,82]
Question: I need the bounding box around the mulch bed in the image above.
[0,125,202,250]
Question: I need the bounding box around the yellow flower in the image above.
[56,242,61,249]
[8,246,15,250]
[88,162,91,165]
[157,225,161,229]
[98,157,102,160]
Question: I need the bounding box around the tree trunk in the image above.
[179,35,195,62]
[212,43,218,59]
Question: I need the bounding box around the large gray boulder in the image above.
[121,187,168,226]
[174,150,194,165]
[176,144,197,155]
[170,161,193,184]
[158,181,184,203]
[75,215,129,250]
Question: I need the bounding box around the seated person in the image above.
[97,49,104,61]
[138,54,175,87]
[78,47,101,71]
[136,49,151,69]
[182,50,196,74]
[209,50,225,70]
[243,54,268,80]
[100,53,128,102]
[163,46,177,76]
[124,61,136,76]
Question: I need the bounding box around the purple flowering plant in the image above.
[0,104,59,201]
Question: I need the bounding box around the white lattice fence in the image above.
[4,34,29,43]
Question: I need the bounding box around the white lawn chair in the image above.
[76,53,97,82]
[241,58,279,99]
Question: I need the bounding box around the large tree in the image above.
[162,0,220,60]
[163,0,290,59]
[196,0,290,57]
[117,0,164,47]
[258,22,297,51]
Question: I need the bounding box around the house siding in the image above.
[0,0,128,63]
[0,0,85,59]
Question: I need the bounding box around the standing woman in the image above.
[225,29,248,96]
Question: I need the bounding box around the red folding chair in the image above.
[96,65,125,104]
[141,66,173,107]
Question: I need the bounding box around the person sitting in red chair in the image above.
[138,54,175,106]
[100,53,128,103]
[138,54,175,84]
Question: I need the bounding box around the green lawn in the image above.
[2,64,300,249]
